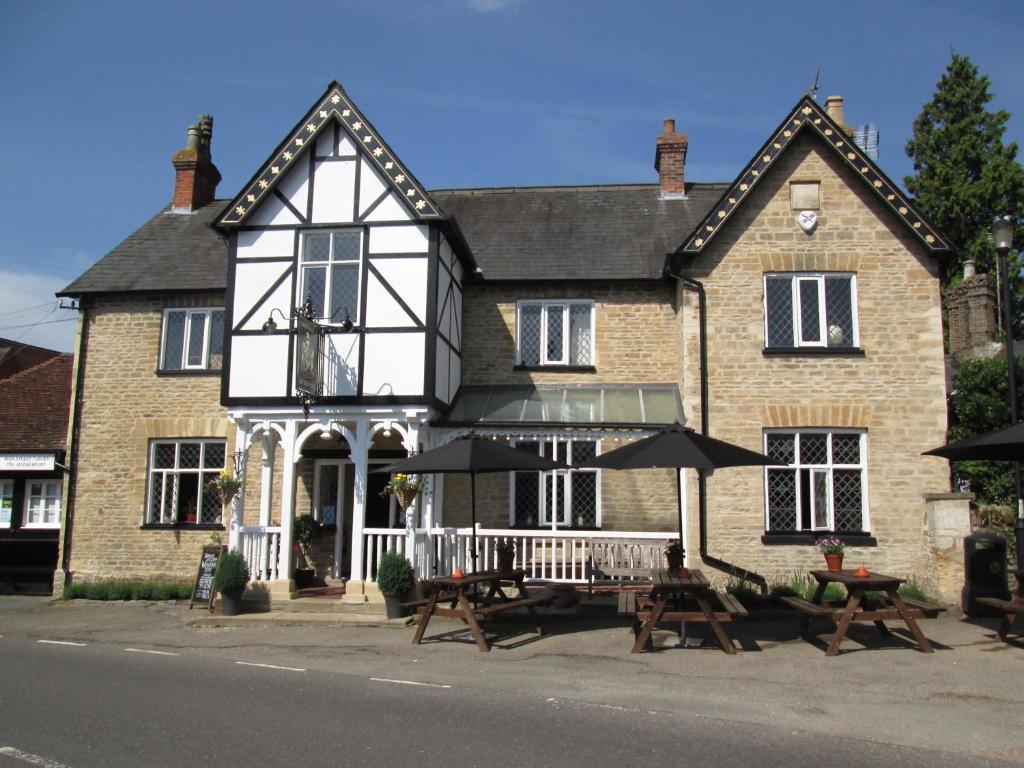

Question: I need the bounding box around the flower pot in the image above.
[395,489,418,510]
[382,592,407,619]
[497,552,515,573]
[220,589,245,616]
[824,553,844,572]
[294,568,315,589]
[666,551,683,572]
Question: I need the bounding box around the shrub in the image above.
[726,579,760,606]
[213,550,250,594]
[294,514,323,546]
[63,579,193,601]
[376,551,414,595]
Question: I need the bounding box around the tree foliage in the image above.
[948,357,1022,506]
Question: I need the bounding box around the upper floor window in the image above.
[516,300,594,367]
[161,308,224,371]
[764,273,857,349]
[511,438,599,529]
[146,440,226,526]
[300,230,362,324]
[764,429,868,534]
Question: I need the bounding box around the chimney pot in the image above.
[171,114,221,213]
[186,125,200,150]
[825,95,845,124]
[964,260,976,279]
[663,118,676,134]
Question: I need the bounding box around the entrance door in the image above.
[313,460,353,579]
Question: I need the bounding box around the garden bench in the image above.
[975,596,1024,642]
[780,596,842,617]
[586,538,663,596]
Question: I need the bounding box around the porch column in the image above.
[228,422,250,552]
[278,420,298,583]
[258,428,279,527]
[402,422,420,570]
[348,418,370,583]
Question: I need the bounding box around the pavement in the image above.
[1,595,1023,764]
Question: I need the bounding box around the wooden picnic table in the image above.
[410,569,548,652]
[976,568,1024,642]
[626,569,747,654]
[782,570,944,656]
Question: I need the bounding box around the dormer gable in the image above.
[218,81,443,228]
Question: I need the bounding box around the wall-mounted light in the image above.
[261,308,289,334]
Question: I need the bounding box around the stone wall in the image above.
[679,133,952,590]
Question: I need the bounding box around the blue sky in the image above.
[2,0,1023,351]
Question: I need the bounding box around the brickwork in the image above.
[64,293,231,582]
[678,133,950,586]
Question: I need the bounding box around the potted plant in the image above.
[293,514,323,588]
[381,472,428,511]
[815,536,845,572]
[665,539,684,572]
[495,538,516,572]
[214,549,250,616]
[377,551,415,619]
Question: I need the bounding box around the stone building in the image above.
[57,83,965,602]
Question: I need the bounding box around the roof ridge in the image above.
[430,181,730,194]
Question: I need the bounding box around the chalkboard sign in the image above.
[190,545,227,610]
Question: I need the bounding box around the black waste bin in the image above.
[962,532,1011,616]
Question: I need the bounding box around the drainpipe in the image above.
[59,302,89,592]
[672,271,768,593]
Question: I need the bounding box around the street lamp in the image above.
[993,214,1024,564]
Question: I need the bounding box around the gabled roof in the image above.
[431,183,725,281]
[0,354,73,451]
[59,201,229,296]
[218,81,443,227]
[674,96,955,258]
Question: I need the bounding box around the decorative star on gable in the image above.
[218,82,442,227]
[678,96,952,254]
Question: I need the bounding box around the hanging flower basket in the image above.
[381,473,427,511]
[395,488,419,510]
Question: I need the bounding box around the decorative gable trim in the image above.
[218,81,442,227]
[676,96,953,256]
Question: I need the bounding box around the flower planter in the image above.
[395,489,418,510]
[824,553,844,572]
[497,552,515,573]
[666,551,683,572]
[382,592,408,619]
[220,589,245,616]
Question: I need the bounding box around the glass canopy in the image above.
[441,385,684,427]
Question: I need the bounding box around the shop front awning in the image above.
[437,384,685,430]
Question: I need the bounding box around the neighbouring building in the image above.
[57,83,968,603]
[0,343,73,590]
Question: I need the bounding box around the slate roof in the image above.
[59,201,230,296]
[431,183,726,281]
[0,354,73,451]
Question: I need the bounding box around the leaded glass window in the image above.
[764,274,858,348]
[147,440,226,526]
[516,300,594,367]
[161,308,225,370]
[511,438,599,528]
[300,230,362,324]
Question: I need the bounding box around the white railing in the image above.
[361,526,670,583]
[239,525,282,582]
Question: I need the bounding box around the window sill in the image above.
[761,532,877,546]
[155,369,223,377]
[513,365,597,373]
[20,523,61,530]
[762,347,864,357]
[140,523,225,531]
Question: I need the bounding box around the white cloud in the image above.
[0,270,78,353]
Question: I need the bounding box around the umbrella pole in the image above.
[676,468,685,562]
[471,472,479,573]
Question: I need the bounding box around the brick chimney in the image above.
[824,95,857,139]
[947,261,999,361]
[655,118,688,200]
[171,114,221,212]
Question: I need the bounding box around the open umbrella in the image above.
[574,423,774,551]
[376,435,568,571]
[923,422,1024,462]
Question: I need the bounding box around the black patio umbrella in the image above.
[376,435,568,571]
[575,423,774,550]
[923,422,1024,462]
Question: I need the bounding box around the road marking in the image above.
[0,746,74,768]
[370,677,452,689]
[36,640,86,647]
[235,661,306,672]
[125,648,179,656]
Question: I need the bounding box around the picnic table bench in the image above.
[785,570,944,656]
[975,569,1024,643]
[586,538,662,596]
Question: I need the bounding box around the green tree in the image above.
[905,53,1024,294]
[948,357,1022,506]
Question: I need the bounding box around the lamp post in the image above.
[993,214,1024,565]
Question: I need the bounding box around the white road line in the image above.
[235,661,306,672]
[36,640,86,647]
[370,677,452,689]
[0,745,74,768]
[125,648,179,656]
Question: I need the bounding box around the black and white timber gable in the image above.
[218,82,464,408]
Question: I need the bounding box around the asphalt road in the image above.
[0,632,1015,768]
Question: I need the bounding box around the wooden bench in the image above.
[976,597,1024,642]
[780,596,839,617]
[586,538,662,596]
[877,595,945,618]
[474,595,552,618]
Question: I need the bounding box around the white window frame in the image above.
[762,428,870,534]
[763,273,859,349]
[22,478,62,529]
[509,437,601,529]
[299,229,363,326]
[146,440,226,526]
[160,307,225,371]
[0,479,14,528]
[515,300,595,367]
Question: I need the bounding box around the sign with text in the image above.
[0,453,55,472]
[189,545,227,611]
[294,314,321,398]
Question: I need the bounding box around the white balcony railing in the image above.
[239,525,282,582]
